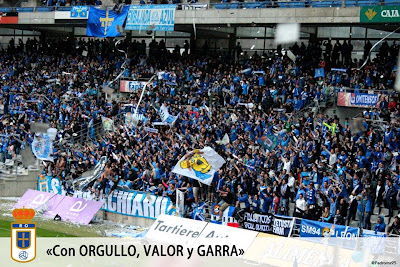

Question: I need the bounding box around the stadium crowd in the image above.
[1,36,400,236]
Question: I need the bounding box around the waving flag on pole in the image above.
[258,134,278,152]
[86,7,129,37]
[172,147,226,185]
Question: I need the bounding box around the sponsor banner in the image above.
[243,233,367,267]
[80,189,177,220]
[37,175,62,194]
[146,214,208,246]
[193,222,258,258]
[337,92,383,108]
[0,12,18,24]
[361,6,400,23]
[210,203,237,226]
[243,212,273,233]
[125,5,177,32]
[71,6,88,18]
[120,80,146,92]
[72,156,107,191]
[14,190,101,224]
[48,195,102,225]
[14,189,61,210]
[172,147,226,186]
[300,219,359,238]
[87,6,129,37]
[272,215,294,237]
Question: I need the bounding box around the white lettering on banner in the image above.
[382,10,400,18]
[132,193,145,217]
[116,190,125,213]
[108,192,117,212]
[300,225,321,235]
[355,94,378,105]
[70,201,87,212]
[143,195,156,218]
[126,192,135,214]
[51,178,61,194]
[32,194,50,206]
[75,189,175,219]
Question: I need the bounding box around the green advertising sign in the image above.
[361,6,400,23]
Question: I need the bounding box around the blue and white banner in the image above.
[37,175,62,194]
[74,189,177,220]
[125,5,177,32]
[155,104,178,126]
[314,67,325,78]
[172,147,226,186]
[71,6,88,18]
[31,128,57,162]
[210,203,237,225]
[337,92,381,108]
[87,6,129,37]
[300,219,359,238]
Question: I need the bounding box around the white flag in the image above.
[172,147,226,185]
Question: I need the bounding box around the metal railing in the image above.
[0,0,399,12]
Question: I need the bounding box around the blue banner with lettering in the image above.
[73,188,177,220]
[71,6,88,18]
[300,219,359,238]
[87,6,129,37]
[125,5,177,32]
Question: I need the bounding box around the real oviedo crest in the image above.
[11,208,36,263]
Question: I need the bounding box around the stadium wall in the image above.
[0,170,41,197]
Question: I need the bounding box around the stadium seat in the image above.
[245,2,262,8]
[278,1,306,8]
[57,7,73,12]
[357,0,380,6]
[311,1,333,7]
[331,0,342,6]
[384,0,399,5]
[345,0,357,6]
[36,7,55,12]
[0,7,14,12]
[16,7,35,12]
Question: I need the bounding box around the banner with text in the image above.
[74,189,177,220]
[243,212,273,233]
[300,219,359,238]
[337,92,383,108]
[125,5,177,32]
[120,80,146,93]
[361,6,400,23]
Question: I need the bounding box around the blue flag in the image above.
[87,7,129,37]
[314,68,325,78]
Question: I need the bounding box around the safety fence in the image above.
[0,0,399,13]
